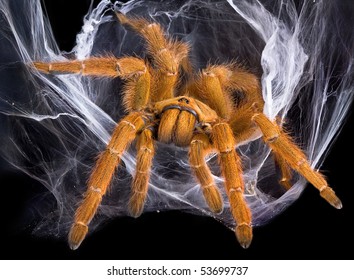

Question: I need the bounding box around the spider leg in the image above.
[190,64,263,119]
[33,57,151,111]
[128,128,155,217]
[34,56,145,77]
[230,110,293,190]
[192,66,234,118]
[274,153,293,190]
[252,113,342,209]
[189,133,223,213]
[68,112,146,250]
[211,121,252,248]
[117,13,190,102]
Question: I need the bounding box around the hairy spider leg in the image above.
[190,64,264,120]
[216,64,264,145]
[252,113,342,209]
[192,66,235,119]
[274,152,293,190]
[224,65,264,107]
[272,118,294,190]
[221,68,293,189]
[189,133,223,213]
[216,66,290,189]
[129,128,155,217]
[212,121,253,249]
[68,112,146,250]
[33,56,145,77]
[33,57,151,111]
[117,13,190,102]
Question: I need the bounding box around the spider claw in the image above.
[320,187,342,209]
[335,201,343,210]
[68,223,88,250]
[235,224,253,249]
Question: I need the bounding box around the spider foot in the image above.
[320,187,342,209]
[235,223,253,249]
[202,186,223,213]
[68,223,88,250]
[128,193,146,218]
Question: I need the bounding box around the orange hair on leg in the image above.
[189,133,223,213]
[129,129,155,217]
[68,112,145,250]
[33,57,146,77]
[117,13,190,102]
[212,121,252,248]
[34,57,152,112]
[274,153,293,190]
[252,113,342,209]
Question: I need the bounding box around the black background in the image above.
[0,0,353,260]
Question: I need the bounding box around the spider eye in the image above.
[178,97,190,104]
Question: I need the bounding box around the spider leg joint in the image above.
[121,120,137,131]
[89,186,103,195]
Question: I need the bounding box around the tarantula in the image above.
[33,13,341,250]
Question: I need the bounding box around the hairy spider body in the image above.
[32,13,341,250]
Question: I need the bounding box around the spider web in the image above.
[0,0,353,238]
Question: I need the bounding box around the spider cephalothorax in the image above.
[33,13,341,250]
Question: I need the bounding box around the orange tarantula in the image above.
[33,13,341,250]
